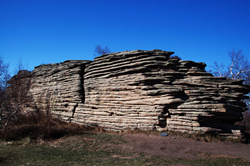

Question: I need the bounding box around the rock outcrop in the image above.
[7,50,250,137]
[27,60,90,120]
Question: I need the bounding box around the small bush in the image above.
[0,111,94,141]
[169,55,181,60]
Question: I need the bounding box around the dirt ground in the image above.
[110,133,250,161]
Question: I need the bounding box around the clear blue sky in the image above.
[1,0,249,76]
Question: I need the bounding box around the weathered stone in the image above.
[7,49,250,137]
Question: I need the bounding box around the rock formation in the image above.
[7,50,250,137]
[29,60,91,121]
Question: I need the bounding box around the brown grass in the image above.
[0,111,94,141]
[0,111,249,144]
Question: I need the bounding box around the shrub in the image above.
[0,111,94,141]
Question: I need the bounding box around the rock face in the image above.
[27,60,91,120]
[7,50,250,137]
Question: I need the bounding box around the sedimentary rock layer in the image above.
[7,49,250,137]
[29,60,91,121]
[71,50,250,137]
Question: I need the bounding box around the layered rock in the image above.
[28,60,91,121]
[7,49,250,137]
[72,50,250,137]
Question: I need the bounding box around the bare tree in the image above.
[94,45,111,58]
[0,55,11,94]
[209,49,250,130]
[209,61,226,77]
[0,55,10,108]
[170,55,181,60]
[0,55,11,128]
[209,49,250,83]
[14,58,28,75]
[228,49,250,83]
[0,59,31,129]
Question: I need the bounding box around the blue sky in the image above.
[0,0,249,76]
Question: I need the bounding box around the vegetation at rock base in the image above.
[0,111,95,141]
[0,108,249,165]
[0,125,250,166]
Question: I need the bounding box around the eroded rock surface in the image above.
[7,50,250,137]
[28,60,90,121]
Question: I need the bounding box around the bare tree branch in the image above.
[94,45,111,58]
[209,61,225,77]
[3,103,19,130]
[1,58,31,129]
[209,49,250,130]
[210,49,250,82]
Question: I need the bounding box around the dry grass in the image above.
[0,113,249,165]
[0,132,249,166]
[1,112,249,144]
[0,111,94,141]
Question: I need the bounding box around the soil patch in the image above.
[111,133,250,161]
